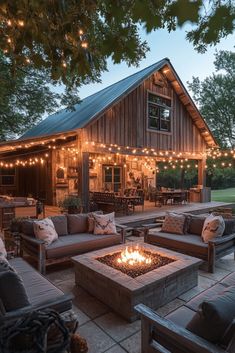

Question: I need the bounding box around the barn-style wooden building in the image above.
[0,58,217,209]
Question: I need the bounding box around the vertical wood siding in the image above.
[84,75,207,153]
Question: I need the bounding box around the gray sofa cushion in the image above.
[46,233,121,259]
[223,218,235,236]
[9,257,71,313]
[67,214,88,234]
[148,231,208,257]
[186,286,235,345]
[0,270,30,312]
[51,215,68,236]
[187,215,207,236]
[21,219,35,236]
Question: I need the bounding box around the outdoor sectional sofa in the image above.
[144,213,235,273]
[20,214,126,274]
[136,270,235,353]
[0,257,77,351]
[2,257,72,318]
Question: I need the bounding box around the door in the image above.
[103,165,122,192]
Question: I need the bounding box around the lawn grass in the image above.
[211,188,235,203]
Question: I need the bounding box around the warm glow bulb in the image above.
[81,42,88,48]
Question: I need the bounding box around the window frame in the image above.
[0,167,16,186]
[147,90,172,134]
[102,165,122,193]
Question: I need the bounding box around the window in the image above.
[0,167,15,186]
[103,166,122,192]
[148,92,171,132]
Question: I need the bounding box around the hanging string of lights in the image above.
[0,136,234,170]
[1,16,88,69]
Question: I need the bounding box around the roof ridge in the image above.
[20,58,169,140]
[77,58,168,104]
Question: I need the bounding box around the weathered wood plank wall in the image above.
[84,75,207,154]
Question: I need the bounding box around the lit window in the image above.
[148,93,171,132]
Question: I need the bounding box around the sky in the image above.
[77,26,235,100]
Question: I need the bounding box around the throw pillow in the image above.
[187,215,207,236]
[50,215,68,236]
[0,238,7,257]
[93,212,117,235]
[87,211,103,233]
[0,270,30,312]
[33,218,58,245]
[223,218,235,236]
[161,212,186,235]
[0,255,14,272]
[186,286,235,346]
[201,214,225,243]
[67,214,88,234]
[21,219,35,237]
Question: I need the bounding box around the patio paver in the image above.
[45,235,235,353]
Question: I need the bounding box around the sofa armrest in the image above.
[142,224,161,241]
[135,304,225,353]
[0,293,73,324]
[20,233,47,274]
[116,223,127,243]
[209,233,235,245]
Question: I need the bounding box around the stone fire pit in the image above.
[72,242,202,321]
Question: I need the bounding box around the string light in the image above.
[0,135,233,172]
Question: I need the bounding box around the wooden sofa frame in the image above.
[135,303,235,353]
[20,223,127,274]
[143,224,235,273]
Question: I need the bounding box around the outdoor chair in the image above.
[154,192,164,207]
[135,303,235,353]
[133,189,145,211]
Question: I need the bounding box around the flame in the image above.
[117,246,152,266]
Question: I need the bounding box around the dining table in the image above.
[115,195,142,214]
[154,190,189,206]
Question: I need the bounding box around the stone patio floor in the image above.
[46,235,235,353]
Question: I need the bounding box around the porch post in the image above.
[78,152,90,212]
[198,157,206,187]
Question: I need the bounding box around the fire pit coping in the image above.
[72,242,202,293]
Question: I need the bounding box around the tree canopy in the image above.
[0,1,234,87]
[0,52,80,140]
[188,50,235,148]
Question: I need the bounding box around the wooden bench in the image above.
[91,192,127,213]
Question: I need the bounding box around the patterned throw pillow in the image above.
[93,212,117,235]
[201,214,225,243]
[87,211,103,233]
[33,218,58,245]
[0,255,14,272]
[161,212,186,235]
[0,238,7,258]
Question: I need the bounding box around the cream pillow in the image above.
[93,212,117,235]
[201,214,225,243]
[0,238,7,258]
[33,218,58,245]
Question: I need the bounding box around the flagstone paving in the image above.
[46,236,235,353]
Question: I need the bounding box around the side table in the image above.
[3,229,20,258]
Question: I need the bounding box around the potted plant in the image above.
[58,196,82,214]
[10,217,29,233]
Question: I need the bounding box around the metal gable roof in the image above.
[20,59,168,139]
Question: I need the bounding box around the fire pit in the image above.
[97,244,175,278]
[72,242,202,321]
